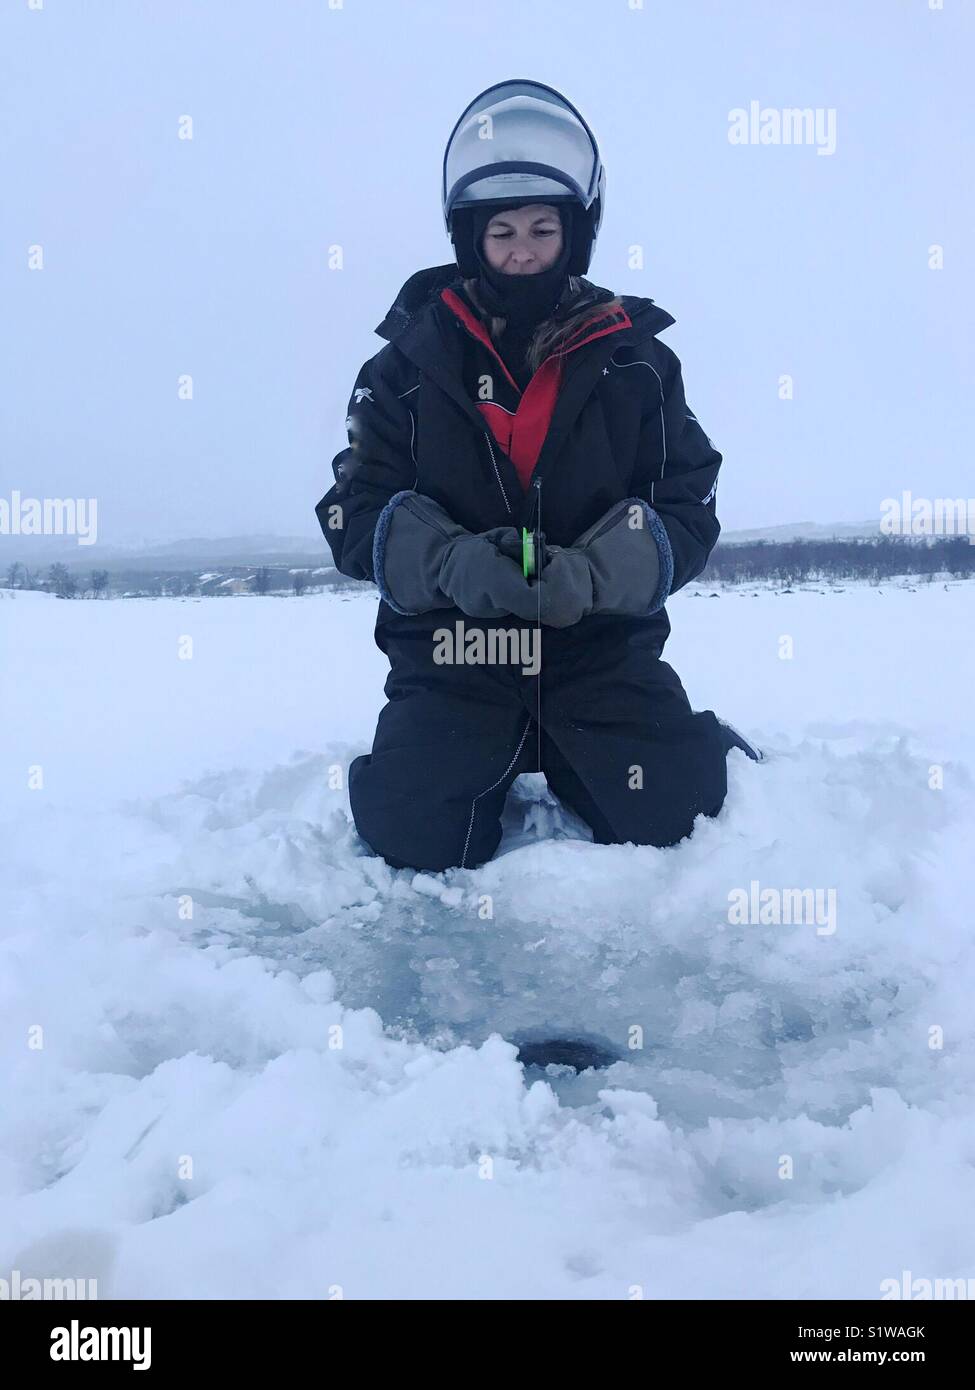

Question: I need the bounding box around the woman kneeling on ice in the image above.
[316,78,761,872]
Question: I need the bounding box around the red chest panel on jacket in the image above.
[440,287,632,492]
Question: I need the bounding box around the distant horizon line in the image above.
[0,519,884,554]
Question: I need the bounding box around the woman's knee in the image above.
[348,752,506,872]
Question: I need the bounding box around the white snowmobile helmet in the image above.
[442,78,606,277]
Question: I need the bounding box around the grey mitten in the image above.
[375,490,532,619]
[561,498,663,616]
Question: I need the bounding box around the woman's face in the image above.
[481,203,564,274]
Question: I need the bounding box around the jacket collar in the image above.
[374,264,460,341]
[439,285,635,394]
[374,263,676,346]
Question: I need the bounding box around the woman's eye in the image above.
[490,229,557,238]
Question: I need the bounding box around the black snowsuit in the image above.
[316,265,748,871]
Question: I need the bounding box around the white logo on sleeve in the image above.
[702,480,718,505]
[354,388,374,404]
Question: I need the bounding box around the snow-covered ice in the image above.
[2,580,974,1299]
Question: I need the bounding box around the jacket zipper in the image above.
[482,430,512,516]
[484,431,547,531]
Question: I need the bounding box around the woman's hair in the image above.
[461,276,625,376]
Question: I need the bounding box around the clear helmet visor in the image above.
[442,79,603,234]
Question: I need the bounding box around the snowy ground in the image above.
[2,579,974,1299]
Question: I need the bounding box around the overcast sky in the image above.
[2,0,971,545]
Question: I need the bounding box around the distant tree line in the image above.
[5,561,111,598]
[3,560,316,598]
[700,535,975,585]
[11,538,967,599]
